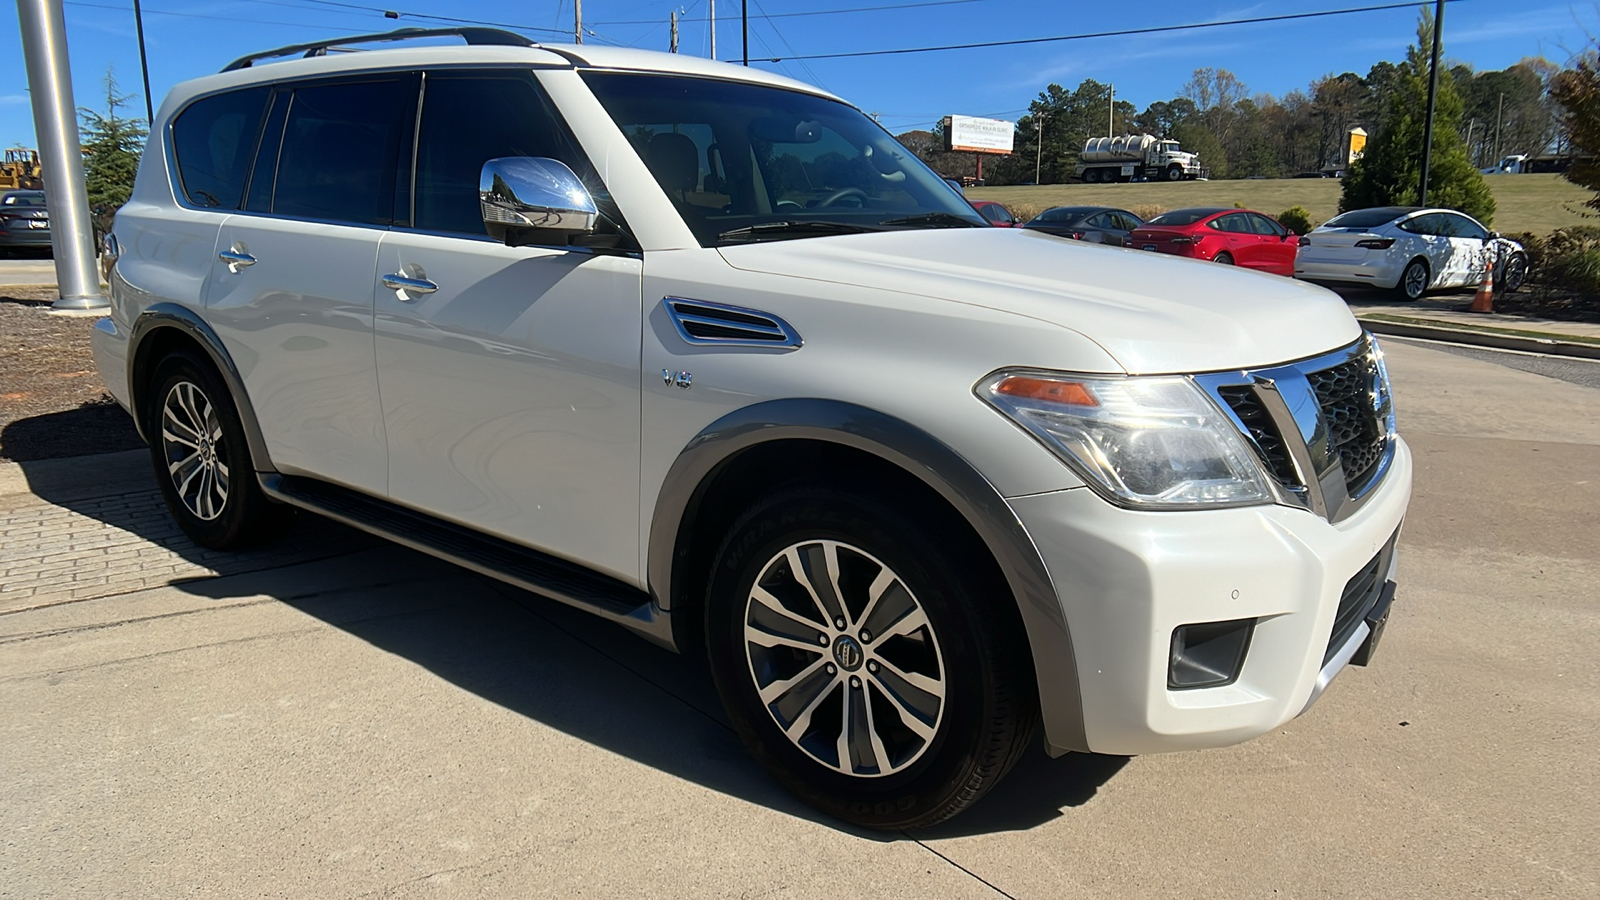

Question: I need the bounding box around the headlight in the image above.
[977,370,1273,509]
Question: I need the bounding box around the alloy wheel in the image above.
[1404,261,1428,298]
[160,381,229,521]
[742,539,946,778]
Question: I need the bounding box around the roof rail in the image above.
[221,27,536,73]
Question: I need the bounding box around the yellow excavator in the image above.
[0,149,43,191]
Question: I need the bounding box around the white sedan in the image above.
[1296,206,1528,300]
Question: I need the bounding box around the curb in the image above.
[1358,317,1600,360]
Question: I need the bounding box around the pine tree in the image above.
[1339,10,1495,223]
[79,67,147,235]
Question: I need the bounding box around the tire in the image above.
[1214,252,1235,265]
[1395,257,1429,301]
[1502,252,1528,292]
[1165,164,1183,182]
[705,487,1036,830]
[145,349,290,549]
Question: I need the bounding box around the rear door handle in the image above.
[381,273,438,297]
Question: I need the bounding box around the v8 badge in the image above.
[662,369,692,390]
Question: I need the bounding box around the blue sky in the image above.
[2,0,1596,145]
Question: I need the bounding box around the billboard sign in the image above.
[944,115,1015,154]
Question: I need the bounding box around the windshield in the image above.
[2,192,45,207]
[582,72,985,246]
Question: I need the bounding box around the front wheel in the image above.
[705,488,1035,830]
[1165,164,1184,181]
[1501,252,1528,292]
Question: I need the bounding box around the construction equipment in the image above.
[0,149,43,190]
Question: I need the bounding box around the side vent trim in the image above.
[663,297,802,350]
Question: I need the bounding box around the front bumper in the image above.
[1294,257,1403,289]
[1012,436,1412,756]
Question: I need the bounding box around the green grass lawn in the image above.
[967,173,1594,236]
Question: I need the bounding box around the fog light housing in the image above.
[1168,618,1255,689]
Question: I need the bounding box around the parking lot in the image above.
[2,337,1597,898]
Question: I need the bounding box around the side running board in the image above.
[259,474,667,641]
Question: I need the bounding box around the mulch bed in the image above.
[0,290,145,462]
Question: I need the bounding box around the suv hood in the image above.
[718,228,1360,374]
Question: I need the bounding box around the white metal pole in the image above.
[16,0,105,310]
[575,0,582,44]
[1109,85,1114,138]
[709,0,716,60]
[670,11,678,52]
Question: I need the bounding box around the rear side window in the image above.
[171,87,270,209]
[413,73,577,236]
[273,79,415,226]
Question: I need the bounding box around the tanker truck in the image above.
[1074,134,1206,183]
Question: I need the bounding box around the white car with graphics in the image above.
[92,29,1412,829]
[1296,206,1528,299]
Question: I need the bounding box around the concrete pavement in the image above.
[2,339,1597,897]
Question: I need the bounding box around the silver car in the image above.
[1296,206,1528,300]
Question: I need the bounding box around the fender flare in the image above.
[647,398,1087,754]
[127,303,277,473]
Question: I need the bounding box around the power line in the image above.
[64,0,368,31]
[758,0,1477,61]
[593,0,987,26]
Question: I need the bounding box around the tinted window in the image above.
[1209,213,1251,233]
[244,92,288,214]
[1249,213,1283,236]
[1148,209,1224,226]
[1398,214,1443,235]
[273,79,414,225]
[1444,214,1489,240]
[413,73,578,236]
[172,87,270,209]
[2,192,45,207]
[976,203,1011,224]
[1325,208,1413,229]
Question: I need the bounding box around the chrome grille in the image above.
[1305,356,1385,493]
[1197,334,1395,524]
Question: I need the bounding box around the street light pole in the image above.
[16,0,105,310]
[1418,0,1444,206]
[131,0,153,126]
[1035,116,1046,185]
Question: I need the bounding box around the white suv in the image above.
[92,29,1411,829]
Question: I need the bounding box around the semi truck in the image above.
[1075,134,1207,183]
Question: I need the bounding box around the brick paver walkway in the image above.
[0,485,375,613]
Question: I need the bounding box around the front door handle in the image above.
[381,272,439,297]
[219,247,256,271]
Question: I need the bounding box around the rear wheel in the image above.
[1213,252,1235,265]
[146,350,290,549]
[705,487,1035,830]
[1395,257,1429,301]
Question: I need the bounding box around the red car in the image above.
[1128,207,1299,276]
[969,199,1019,227]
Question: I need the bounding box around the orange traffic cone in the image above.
[1469,258,1495,313]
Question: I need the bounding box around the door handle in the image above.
[218,248,256,268]
[381,273,438,297]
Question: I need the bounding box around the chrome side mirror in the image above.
[479,157,597,244]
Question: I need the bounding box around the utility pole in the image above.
[670,11,678,53]
[1035,116,1046,185]
[1493,91,1504,160]
[574,0,582,43]
[1108,84,1114,138]
[131,0,153,125]
[16,0,105,310]
[1465,118,1477,167]
[742,0,748,66]
[709,0,715,60]
[1418,0,1444,205]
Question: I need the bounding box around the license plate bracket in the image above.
[1351,581,1396,667]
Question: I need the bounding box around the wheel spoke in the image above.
[161,427,200,451]
[870,672,937,742]
[785,546,838,626]
[174,455,206,497]
[873,606,931,644]
[748,585,827,644]
[837,685,879,774]
[861,682,893,774]
[168,448,202,476]
[758,655,831,704]
[873,653,942,696]
[853,565,897,633]
[782,677,837,742]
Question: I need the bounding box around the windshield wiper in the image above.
[717,220,880,242]
[877,212,982,228]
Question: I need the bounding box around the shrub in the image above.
[1007,203,1046,223]
[1548,247,1600,295]
[1277,205,1316,235]
[1129,204,1167,222]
